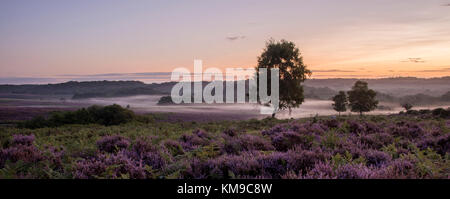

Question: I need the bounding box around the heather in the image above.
[0,111,449,179]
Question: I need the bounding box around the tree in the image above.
[347,81,378,116]
[401,103,413,111]
[332,91,348,116]
[256,39,312,117]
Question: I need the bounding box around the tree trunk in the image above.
[271,113,276,118]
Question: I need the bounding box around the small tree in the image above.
[256,39,312,117]
[347,81,378,116]
[401,103,413,111]
[332,91,348,116]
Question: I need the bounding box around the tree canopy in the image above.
[332,91,348,116]
[256,39,311,116]
[347,81,378,116]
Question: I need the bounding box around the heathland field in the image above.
[0,105,448,179]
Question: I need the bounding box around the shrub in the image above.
[364,150,391,167]
[432,108,449,118]
[10,134,35,147]
[347,120,365,134]
[258,148,329,178]
[179,130,211,150]
[132,138,158,155]
[128,139,168,171]
[360,133,393,149]
[324,119,340,129]
[73,151,148,179]
[418,133,450,156]
[163,140,185,157]
[157,96,174,105]
[222,134,274,154]
[391,122,424,139]
[19,104,135,129]
[303,162,336,179]
[261,124,286,137]
[379,159,416,179]
[184,152,262,179]
[0,145,43,168]
[335,164,374,179]
[270,131,314,151]
[96,135,130,153]
[222,129,238,137]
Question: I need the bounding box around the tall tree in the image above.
[256,39,312,117]
[347,81,378,116]
[332,91,348,116]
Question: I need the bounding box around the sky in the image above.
[1,0,450,83]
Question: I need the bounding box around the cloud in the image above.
[398,67,450,73]
[60,72,172,78]
[401,58,426,63]
[416,68,450,72]
[311,74,379,78]
[226,35,246,41]
[312,69,356,73]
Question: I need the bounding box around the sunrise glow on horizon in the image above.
[1,0,450,81]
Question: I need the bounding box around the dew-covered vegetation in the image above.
[0,106,448,179]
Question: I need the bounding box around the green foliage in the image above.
[157,96,175,105]
[432,108,450,118]
[18,104,135,129]
[331,151,366,168]
[347,81,378,116]
[321,131,341,149]
[332,91,348,115]
[256,39,312,116]
[404,147,448,178]
[1,110,449,179]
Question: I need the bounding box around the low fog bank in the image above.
[71,95,450,120]
[1,94,449,121]
[304,77,450,97]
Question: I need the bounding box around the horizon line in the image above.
[1,75,449,86]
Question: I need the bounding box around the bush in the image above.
[163,140,185,157]
[179,130,211,150]
[184,152,262,179]
[157,96,175,105]
[364,150,391,167]
[390,122,424,139]
[19,104,135,129]
[96,135,130,153]
[335,164,374,179]
[10,134,35,147]
[432,108,449,118]
[271,131,313,151]
[222,134,274,154]
[73,151,148,179]
[418,133,450,156]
